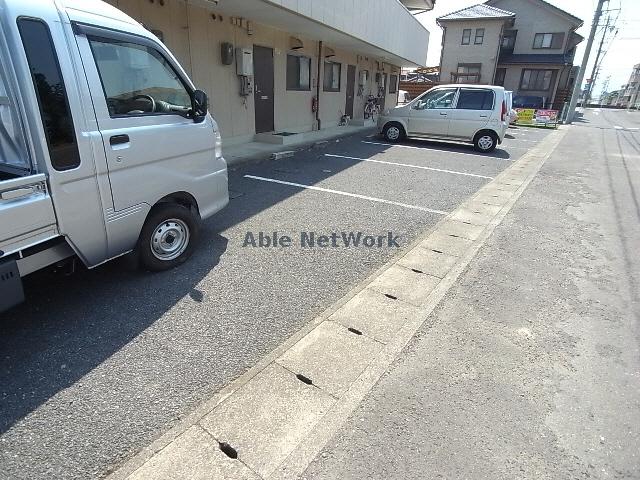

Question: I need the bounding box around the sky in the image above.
[416,0,640,96]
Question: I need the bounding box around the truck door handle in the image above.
[110,134,130,146]
[0,187,36,201]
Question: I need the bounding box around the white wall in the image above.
[439,19,504,84]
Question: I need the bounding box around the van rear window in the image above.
[457,89,495,111]
[17,18,80,171]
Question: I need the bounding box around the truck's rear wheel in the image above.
[137,204,200,271]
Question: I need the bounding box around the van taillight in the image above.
[501,100,507,121]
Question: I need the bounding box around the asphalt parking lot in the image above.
[0,126,551,479]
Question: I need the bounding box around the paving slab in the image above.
[450,207,495,226]
[277,321,382,397]
[417,232,474,258]
[328,288,425,343]
[472,195,508,207]
[397,246,459,278]
[128,425,260,480]
[434,219,486,241]
[199,363,335,478]
[368,264,441,307]
[463,202,503,217]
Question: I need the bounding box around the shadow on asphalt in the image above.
[0,232,228,434]
[0,130,517,434]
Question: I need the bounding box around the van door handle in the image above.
[480,114,489,118]
[439,112,448,116]
[110,134,130,146]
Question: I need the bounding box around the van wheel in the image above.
[474,131,498,152]
[383,122,405,143]
[137,204,200,272]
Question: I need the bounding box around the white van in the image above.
[0,0,228,312]
[378,84,508,152]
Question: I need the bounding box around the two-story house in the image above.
[437,0,583,109]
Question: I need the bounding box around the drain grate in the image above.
[219,442,238,459]
[347,327,363,335]
[411,268,424,274]
[431,249,444,254]
[384,293,398,300]
[296,373,313,385]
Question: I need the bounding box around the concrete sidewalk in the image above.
[223,123,376,166]
[302,116,640,478]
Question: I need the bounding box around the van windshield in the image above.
[0,55,31,175]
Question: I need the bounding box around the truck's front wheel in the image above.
[137,204,200,271]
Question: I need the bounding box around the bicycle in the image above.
[364,94,382,119]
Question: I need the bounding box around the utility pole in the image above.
[583,13,611,106]
[565,0,607,124]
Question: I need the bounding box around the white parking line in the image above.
[503,138,539,143]
[615,125,624,130]
[361,141,514,160]
[244,175,449,215]
[324,153,493,179]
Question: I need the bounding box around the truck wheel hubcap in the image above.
[151,219,190,261]
[478,135,494,150]
[387,126,400,140]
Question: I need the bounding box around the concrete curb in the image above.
[108,128,568,480]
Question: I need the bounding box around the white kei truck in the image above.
[0,0,229,312]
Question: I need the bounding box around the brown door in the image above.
[253,45,274,133]
[345,65,356,118]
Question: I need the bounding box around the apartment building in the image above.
[614,64,640,108]
[437,0,582,109]
[103,0,432,146]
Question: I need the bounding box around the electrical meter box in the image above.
[236,47,253,76]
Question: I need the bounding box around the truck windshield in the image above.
[0,53,31,175]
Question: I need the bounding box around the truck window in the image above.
[0,56,30,175]
[87,37,192,118]
[17,18,81,171]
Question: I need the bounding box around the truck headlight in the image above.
[214,130,222,158]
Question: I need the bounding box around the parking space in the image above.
[0,126,549,480]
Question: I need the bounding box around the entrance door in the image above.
[253,46,275,133]
[345,65,356,118]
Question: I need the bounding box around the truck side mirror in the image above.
[192,89,208,123]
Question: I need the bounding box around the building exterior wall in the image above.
[501,64,561,105]
[106,0,407,144]
[618,63,640,108]
[490,0,575,54]
[439,19,504,84]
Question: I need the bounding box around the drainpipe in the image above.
[316,41,322,130]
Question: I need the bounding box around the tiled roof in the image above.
[437,3,515,21]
